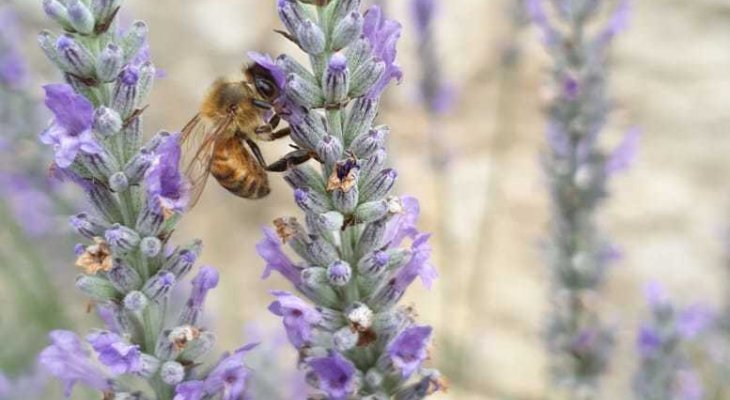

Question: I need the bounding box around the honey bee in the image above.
[180,63,312,207]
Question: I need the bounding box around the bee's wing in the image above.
[180,113,235,209]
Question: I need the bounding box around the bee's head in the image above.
[245,63,280,102]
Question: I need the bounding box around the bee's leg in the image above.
[243,137,268,167]
[255,126,291,142]
[252,99,273,110]
[265,149,312,172]
[269,114,281,129]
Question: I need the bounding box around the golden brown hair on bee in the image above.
[210,136,270,199]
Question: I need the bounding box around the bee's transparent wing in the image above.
[180,113,234,209]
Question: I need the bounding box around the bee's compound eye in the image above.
[255,78,276,99]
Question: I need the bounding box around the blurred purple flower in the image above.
[362,6,403,98]
[189,266,219,308]
[0,6,27,89]
[40,84,102,168]
[204,344,257,400]
[674,369,703,400]
[307,353,356,400]
[174,380,205,400]
[387,325,432,378]
[257,227,301,285]
[606,128,640,175]
[86,330,142,375]
[677,304,714,339]
[268,291,322,348]
[410,0,435,35]
[526,0,558,46]
[0,174,55,237]
[636,325,661,358]
[644,281,670,309]
[38,330,111,397]
[597,0,631,45]
[145,133,189,216]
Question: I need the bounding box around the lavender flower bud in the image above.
[76,275,120,302]
[66,0,96,35]
[93,106,122,137]
[359,149,386,184]
[278,54,316,83]
[350,126,388,159]
[137,61,156,105]
[317,135,344,173]
[365,369,385,392]
[163,244,200,280]
[108,172,129,192]
[97,44,124,82]
[344,37,372,73]
[124,290,149,312]
[332,0,361,21]
[38,31,61,66]
[136,201,164,236]
[297,20,326,54]
[323,53,350,105]
[360,168,397,203]
[357,220,387,257]
[139,354,161,379]
[69,212,108,239]
[332,12,363,50]
[55,35,95,78]
[123,148,153,184]
[108,258,143,292]
[300,267,339,308]
[112,66,140,118]
[343,97,379,144]
[277,0,307,37]
[327,260,352,287]
[286,73,324,109]
[42,0,71,29]
[142,271,176,302]
[354,200,389,224]
[332,183,359,214]
[350,59,386,98]
[82,150,119,179]
[121,21,148,61]
[160,361,185,385]
[334,327,359,351]
[307,211,344,235]
[305,237,339,267]
[105,224,141,253]
[290,111,327,151]
[358,250,390,276]
[285,165,327,192]
[294,188,331,214]
[140,236,162,258]
[91,0,122,25]
[178,330,216,362]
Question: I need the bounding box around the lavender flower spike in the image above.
[529,0,634,396]
[256,1,442,397]
[37,3,255,398]
[633,283,714,400]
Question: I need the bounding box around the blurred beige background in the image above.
[8,0,730,398]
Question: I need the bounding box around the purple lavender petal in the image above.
[257,227,302,285]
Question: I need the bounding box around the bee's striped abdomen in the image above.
[211,137,270,199]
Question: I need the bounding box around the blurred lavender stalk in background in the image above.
[633,283,713,400]
[243,324,308,399]
[35,1,256,398]
[528,0,636,397]
[253,0,443,397]
[0,3,72,378]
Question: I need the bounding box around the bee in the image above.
[180,63,313,207]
